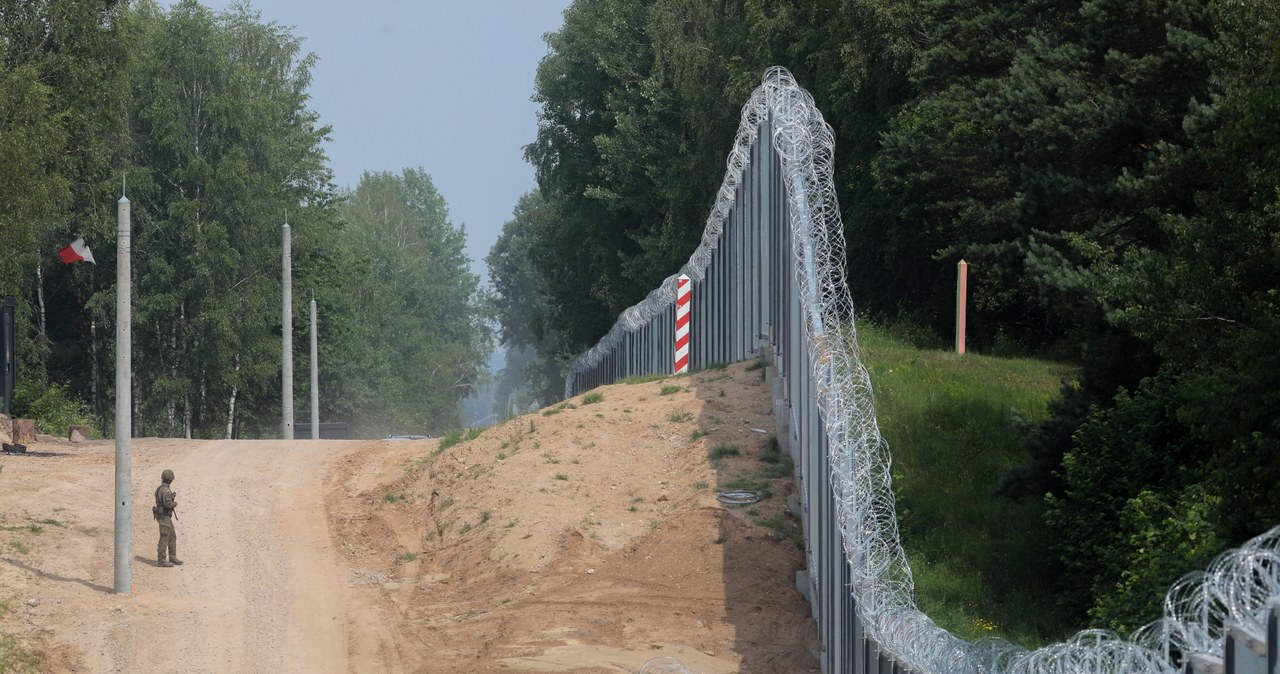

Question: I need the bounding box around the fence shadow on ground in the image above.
[687,361,822,672]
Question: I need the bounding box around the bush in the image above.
[12,381,92,437]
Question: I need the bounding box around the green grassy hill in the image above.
[858,325,1077,646]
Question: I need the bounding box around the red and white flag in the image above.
[57,238,95,265]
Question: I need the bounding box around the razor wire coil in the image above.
[567,66,1280,674]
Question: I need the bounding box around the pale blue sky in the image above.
[185,0,573,283]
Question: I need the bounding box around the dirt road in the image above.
[0,362,819,672]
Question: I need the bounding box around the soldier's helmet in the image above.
[161,469,174,483]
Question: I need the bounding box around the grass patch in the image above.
[0,631,41,672]
[759,434,782,462]
[745,359,766,372]
[693,481,709,490]
[721,478,772,499]
[756,455,794,479]
[659,385,683,396]
[667,411,693,423]
[439,427,485,451]
[399,551,418,562]
[619,373,673,385]
[384,492,407,504]
[541,402,577,417]
[689,429,709,441]
[707,444,740,460]
[859,322,1077,647]
[554,473,569,481]
[581,391,604,405]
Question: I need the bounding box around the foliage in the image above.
[707,444,740,460]
[486,192,567,416]
[1,1,488,441]
[330,168,490,437]
[860,324,1077,646]
[1037,0,1280,630]
[119,0,337,438]
[438,427,485,453]
[0,630,41,673]
[11,381,92,437]
[0,0,129,423]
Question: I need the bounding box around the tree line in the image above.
[490,0,1280,635]
[1,0,489,439]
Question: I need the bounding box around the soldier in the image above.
[154,469,183,567]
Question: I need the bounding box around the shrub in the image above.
[13,381,91,437]
[708,444,740,460]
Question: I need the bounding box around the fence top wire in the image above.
[563,66,1279,674]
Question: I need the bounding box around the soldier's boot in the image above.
[158,559,173,568]
[169,558,183,565]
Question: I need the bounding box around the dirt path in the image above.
[0,362,820,673]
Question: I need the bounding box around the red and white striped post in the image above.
[675,274,691,374]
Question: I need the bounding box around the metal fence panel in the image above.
[561,67,1280,674]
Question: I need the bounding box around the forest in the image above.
[0,0,490,439]
[489,0,1280,635]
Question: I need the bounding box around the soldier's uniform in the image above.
[154,469,183,567]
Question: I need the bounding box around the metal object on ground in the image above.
[715,490,761,505]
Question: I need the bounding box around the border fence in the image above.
[564,67,1280,674]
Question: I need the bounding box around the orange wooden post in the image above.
[956,259,968,354]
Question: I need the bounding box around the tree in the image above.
[1101,0,1280,547]
[0,0,128,428]
[331,168,490,437]
[1032,0,1280,630]
[120,0,335,438]
[486,191,566,414]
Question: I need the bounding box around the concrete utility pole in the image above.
[114,189,132,594]
[282,221,294,440]
[309,297,318,440]
[956,259,968,355]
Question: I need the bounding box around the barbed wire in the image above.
[565,67,1279,674]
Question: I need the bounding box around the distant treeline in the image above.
[0,0,489,439]
[490,0,1280,633]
